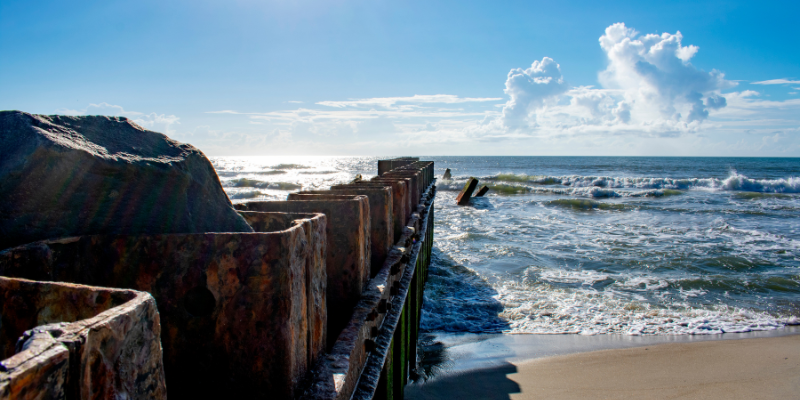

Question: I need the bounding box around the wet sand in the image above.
[406,331,799,399]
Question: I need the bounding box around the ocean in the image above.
[211,156,800,337]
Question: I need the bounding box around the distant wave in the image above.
[438,172,800,196]
[484,172,800,193]
[222,178,302,190]
[217,170,287,177]
[437,181,685,198]
[269,163,311,170]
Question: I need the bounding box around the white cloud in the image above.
[209,107,493,121]
[597,23,734,124]
[478,23,738,137]
[56,102,180,135]
[751,79,800,85]
[501,57,569,129]
[199,23,800,155]
[317,94,502,109]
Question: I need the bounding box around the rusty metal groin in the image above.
[0,156,434,400]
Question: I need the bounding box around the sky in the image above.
[1,0,799,156]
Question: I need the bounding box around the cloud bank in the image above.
[67,23,799,155]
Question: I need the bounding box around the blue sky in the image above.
[2,0,798,156]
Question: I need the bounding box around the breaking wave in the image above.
[222,178,303,190]
[481,172,800,193]
[438,172,798,198]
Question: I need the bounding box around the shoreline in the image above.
[406,326,800,399]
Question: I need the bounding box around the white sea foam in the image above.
[477,172,800,194]
[423,273,794,335]
[537,269,610,285]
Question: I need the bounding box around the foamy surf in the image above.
[426,157,799,337]
[422,257,799,335]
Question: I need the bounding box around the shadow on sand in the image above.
[406,361,521,400]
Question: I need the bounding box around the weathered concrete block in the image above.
[456,177,479,205]
[235,199,369,349]
[293,188,393,278]
[0,111,253,251]
[475,185,489,197]
[0,212,327,398]
[0,277,166,399]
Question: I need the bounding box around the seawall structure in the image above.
[0,277,166,399]
[0,117,435,400]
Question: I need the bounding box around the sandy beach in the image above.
[406,333,799,400]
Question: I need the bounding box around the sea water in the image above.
[211,156,800,336]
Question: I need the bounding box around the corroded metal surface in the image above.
[0,154,436,400]
[353,183,435,400]
[381,171,421,207]
[333,181,407,243]
[369,178,413,236]
[302,159,436,400]
[456,177,479,205]
[0,277,166,399]
[0,212,327,399]
[295,188,393,278]
[377,158,417,175]
[236,198,369,349]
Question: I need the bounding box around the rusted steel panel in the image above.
[369,178,413,234]
[456,177,479,205]
[332,181,407,247]
[0,277,166,399]
[294,188,392,278]
[236,199,369,350]
[381,171,422,206]
[0,212,327,399]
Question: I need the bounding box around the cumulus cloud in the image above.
[501,57,568,129]
[485,23,736,136]
[597,23,734,124]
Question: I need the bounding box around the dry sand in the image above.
[406,334,799,400]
